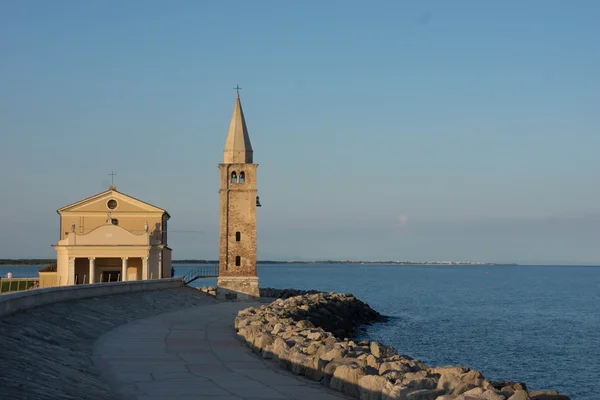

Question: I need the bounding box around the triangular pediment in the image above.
[58,188,168,216]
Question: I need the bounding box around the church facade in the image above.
[47,185,172,287]
[217,92,260,300]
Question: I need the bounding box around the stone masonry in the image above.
[217,93,260,300]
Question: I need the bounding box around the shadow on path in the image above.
[93,300,351,400]
[0,287,214,400]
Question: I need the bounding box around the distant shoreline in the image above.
[2,259,600,267]
[173,260,520,266]
[1,258,516,266]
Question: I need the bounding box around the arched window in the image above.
[231,171,237,183]
[236,231,241,242]
[235,256,241,266]
[239,171,245,183]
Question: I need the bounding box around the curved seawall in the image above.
[0,284,214,399]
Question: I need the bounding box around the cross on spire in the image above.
[233,84,242,94]
[109,170,117,184]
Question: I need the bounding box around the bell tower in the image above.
[217,91,260,300]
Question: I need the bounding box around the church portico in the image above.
[61,253,153,285]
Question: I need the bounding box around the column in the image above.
[122,257,128,281]
[68,257,75,286]
[158,251,163,280]
[89,257,96,284]
[142,257,149,280]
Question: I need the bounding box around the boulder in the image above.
[330,364,368,397]
[400,371,438,390]
[198,286,217,296]
[490,381,528,392]
[379,360,411,376]
[367,354,382,370]
[321,347,348,361]
[237,326,258,346]
[405,389,444,399]
[234,317,249,330]
[359,375,388,400]
[371,341,398,358]
[460,369,490,388]
[252,333,274,354]
[323,359,360,387]
[270,337,290,356]
[382,370,406,382]
[307,331,325,341]
[507,390,531,400]
[454,387,506,400]
[271,337,292,368]
[429,366,470,376]
[306,357,329,382]
[437,372,475,395]
[382,384,417,400]
[289,351,318,377]
[296,320,314,329]
[305,342,323,355]
[528,391,570,400]
[271,323,285,334]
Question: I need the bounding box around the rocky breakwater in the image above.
[197,287,323,299]
[260,287,324,299]
[235,292,570,400]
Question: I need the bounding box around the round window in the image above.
[107,199,118,210]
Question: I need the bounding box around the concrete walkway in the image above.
[93,301,351,400]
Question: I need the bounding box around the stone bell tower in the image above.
[217,91,260,300]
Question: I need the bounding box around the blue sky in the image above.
[1,1,599,264]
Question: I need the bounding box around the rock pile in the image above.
[235,292,570,400]
[198,287,320,298]
[197,286,217,296]
[259,287,324,298]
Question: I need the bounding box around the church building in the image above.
[46,185,172,287]
[217,91,260,300]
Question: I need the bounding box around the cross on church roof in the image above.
[233,84,242,94]
[109,170,117,184]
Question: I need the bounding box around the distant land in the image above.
[170,259,519,266]
[0,259,516,266]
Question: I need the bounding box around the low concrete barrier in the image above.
[0,278,183,317]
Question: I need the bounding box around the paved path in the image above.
[0,287,215,400]
[93,301,350,400]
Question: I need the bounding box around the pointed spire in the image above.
[223,92,253,163]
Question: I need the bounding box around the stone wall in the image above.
[218,163,258,277]
[0,278,183,317]
[235,292,571,400]
[216,276,259,300]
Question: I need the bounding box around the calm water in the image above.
[3,264,598,399]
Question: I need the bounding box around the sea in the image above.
[2,263,598,399]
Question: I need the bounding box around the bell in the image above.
[256,196,262,207]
